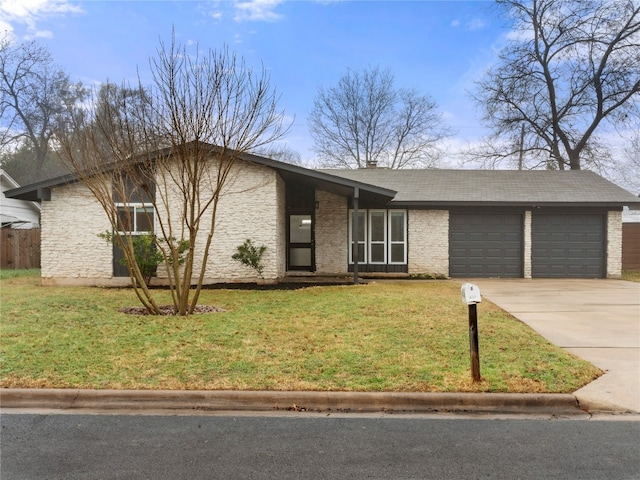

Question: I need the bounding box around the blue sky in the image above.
[1,0,512,164]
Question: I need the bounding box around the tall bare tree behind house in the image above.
[473,0,640,171]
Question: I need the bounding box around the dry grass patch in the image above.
[622,270,640,282]
[0,270,601,393]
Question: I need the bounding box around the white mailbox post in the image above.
[461,283,482,305]
[461,283,482,382]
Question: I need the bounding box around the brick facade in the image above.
[607,210,623,278]
[37,161,628,284]
[153,159,284,284]
[314,189,348,274]
[407,210,449,277]
[41,181,113,285]
[42,158,284,286]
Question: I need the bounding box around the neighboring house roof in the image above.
[0,169,41,228]
[319,169,640,208]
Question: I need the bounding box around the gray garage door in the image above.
[532,214,605,278]
[449,213,523,278]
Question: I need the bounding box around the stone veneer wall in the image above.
[607,210,623,278]
[156,158,282,283]
[407,210,449,277]
[41,181,112,285]
[42,158,283,286]
[274,174,287,278]
[314,189,348,274]
[523,210,532,278]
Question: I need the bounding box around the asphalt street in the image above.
[2,413,639,479]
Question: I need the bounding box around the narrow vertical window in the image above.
[369,210,386,263]
[389,210,406,264]
[349,210,366,264]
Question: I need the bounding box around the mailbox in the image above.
[461,283,482,305]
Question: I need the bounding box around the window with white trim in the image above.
[369,210,387,263]
[116,204,155,234]
[349,209,407,265]
[389,210,407,264]
[348,210,366,264]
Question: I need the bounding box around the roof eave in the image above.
[238,152,397,199]
[389,200,640,208]
[5,172,78,202]
[5,149,399,203]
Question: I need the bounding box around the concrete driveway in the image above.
[475,279,640,413]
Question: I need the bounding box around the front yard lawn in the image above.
[0,270,600,393]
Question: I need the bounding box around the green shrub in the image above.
[232,239,267,278]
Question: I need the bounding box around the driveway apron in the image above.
[474,279,640,413]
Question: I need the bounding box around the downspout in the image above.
[353,187,359,285]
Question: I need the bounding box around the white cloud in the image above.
[33,28,53,38]
[451,17,487,30]
[195,2,222,22]
[0,0,83,38]
[0,17,12,35]
[506,27,534,42]
[451,17,487,31]
[233,0,284,22]
[466,18,486,30]
[196,0,284,24]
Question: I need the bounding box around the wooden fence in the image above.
[622,223,640,270]
[0,228,41,269]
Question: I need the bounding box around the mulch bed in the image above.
[119,305,226,316]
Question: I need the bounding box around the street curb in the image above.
[0,389,583,415]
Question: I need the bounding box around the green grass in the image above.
[0,270,600,393]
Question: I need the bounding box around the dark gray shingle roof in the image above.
[318,169,640,207]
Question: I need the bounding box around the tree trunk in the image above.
[568,150,581,170]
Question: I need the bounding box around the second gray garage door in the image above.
[449,213,523,278]
[532,213,605,278]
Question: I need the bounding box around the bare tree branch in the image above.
[472,0,640,171]
[0,33,87,179]
[56,35,288,315]
[309,66,452,169]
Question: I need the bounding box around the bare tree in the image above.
[473,0,640,171]
[254,144,303,165]
[309,66,451,169]
[0,34,86,181]
[610,131,640,194]
[0,140,67,184]
[56,37,287,315]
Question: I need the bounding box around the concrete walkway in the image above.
[476,279,640,413]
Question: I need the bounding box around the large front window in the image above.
[349,209,407,265]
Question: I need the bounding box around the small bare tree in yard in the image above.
[472,0,640,171]
[309,66,451,169]
[57,37,286,315]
